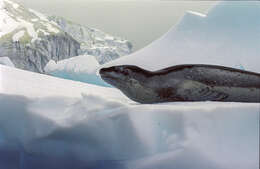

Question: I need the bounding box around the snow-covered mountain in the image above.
[0,0,132,73]
[48,15,132,64]
[103,1,260,73]
[0,0,79,73]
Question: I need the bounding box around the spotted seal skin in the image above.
[99,64,260,104]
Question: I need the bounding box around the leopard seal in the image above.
[99,64,260,104]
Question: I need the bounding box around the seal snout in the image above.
[99,67,107,75]
[100,67,114,75]
[99,67,110,78]
[99,67,119,81]
[99,67,112,74]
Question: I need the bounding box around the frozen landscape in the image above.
[0,1,259,169]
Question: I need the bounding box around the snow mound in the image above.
[0,64,259,169]
[0,57,15,67]
[102,1,260,73]
[44,55,110,87]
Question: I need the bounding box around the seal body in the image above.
[99,64,260,104]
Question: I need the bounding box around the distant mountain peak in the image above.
[0,0,133,73]
[48,15,132,64]
[0,0,61,43]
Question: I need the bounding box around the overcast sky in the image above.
[14,0,215,51]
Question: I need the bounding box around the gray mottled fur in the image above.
[100,64,260,104]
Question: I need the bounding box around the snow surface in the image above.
[44,55,110,87]
[0,64,259,169]
[0,57,14,67]
[102,1,260,73]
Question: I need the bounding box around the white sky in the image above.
[14,0,215,51]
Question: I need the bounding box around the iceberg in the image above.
[44,55,110,87]
[103,1,260,73]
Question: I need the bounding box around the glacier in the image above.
[44,55,110,87]
[0,1,259,169]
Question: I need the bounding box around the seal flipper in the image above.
[178,80,229,101]
[198,87,229,101]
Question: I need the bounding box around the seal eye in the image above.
[114,67,120,73]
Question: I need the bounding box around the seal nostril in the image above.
[100,67,112,74]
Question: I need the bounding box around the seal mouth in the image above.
[100,68,115,80]
[101,75,117,82]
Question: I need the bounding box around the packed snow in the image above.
[0,57,14,67]
[0,1,259,169]
[103,1,260,73]
[44,55,110,87]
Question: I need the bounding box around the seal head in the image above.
[100,65,158,103]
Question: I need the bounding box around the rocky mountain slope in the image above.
[0,0,132,73]
[49,16,132,64]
